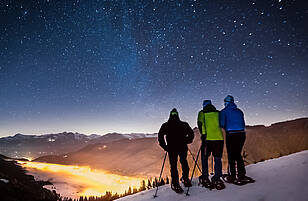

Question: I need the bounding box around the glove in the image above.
[201,135,206,144]
[160,144,168,152]
[186,137,193,144]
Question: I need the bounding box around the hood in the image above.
[168,115,180,122]
[225,102,237,109]
[203,104,218,113]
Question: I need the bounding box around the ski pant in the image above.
[168,147,189,185]
[226,131,246,177]
[201,140,224,181]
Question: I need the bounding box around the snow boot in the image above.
[232,177,247,186]
[171,183,184,194]
[222,174,246,185]
[238,175,255,184]
[180,177,192,187]
[199,176,214,189]
[222,174,236,183]
[212,178,225,190]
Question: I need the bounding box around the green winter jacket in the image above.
[197,105,223,141]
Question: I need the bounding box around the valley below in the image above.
[1,118,307,200]
[19,161,144,199]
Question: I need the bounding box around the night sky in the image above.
[0,0,307,137]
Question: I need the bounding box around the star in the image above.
[0,0,306,136]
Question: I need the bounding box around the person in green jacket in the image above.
[197,100,225,190]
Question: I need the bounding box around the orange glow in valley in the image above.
[21,161,144,197]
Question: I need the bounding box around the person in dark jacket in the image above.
[197,100,225,190]
[158,108,194,193]
[220,95,253,184]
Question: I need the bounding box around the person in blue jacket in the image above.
[220,95,253,184]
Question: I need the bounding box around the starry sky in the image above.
[0,0,307,137]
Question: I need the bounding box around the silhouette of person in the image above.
[158,108,194,193]
[220,95,253,184]
[197,100,225,190]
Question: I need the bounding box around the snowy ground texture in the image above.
[119,150,308,201]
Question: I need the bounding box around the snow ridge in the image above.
[118,150,308,201]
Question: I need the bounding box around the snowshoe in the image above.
[171,183,184,194]
[238,175,255,184]
[199,176,214,189]
[222,174,246,185]
[180,177,192,187]
[232,178,247,186]
[212,178,225,190]
[222,174,236,183]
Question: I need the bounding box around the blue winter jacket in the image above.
[219,102,245,132]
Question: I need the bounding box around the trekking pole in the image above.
[210,155,214,175]
[188,148,202,174]
[186,145,202,196]
[153,151,168,198]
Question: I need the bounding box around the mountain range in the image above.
[32,118,308,177]
[0,132,156,159]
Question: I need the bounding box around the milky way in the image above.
[0,0,307,136]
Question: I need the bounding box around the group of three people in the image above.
[158,95,252,193]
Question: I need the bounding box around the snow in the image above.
[1,132,157,143]
[0,178,9,183]
[122,133,158,139]
[144,134,158,138]
[118,150,308,201]
[48,138,56,142]
[88,134,101,139]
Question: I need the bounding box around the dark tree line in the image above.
[59,177,169,201]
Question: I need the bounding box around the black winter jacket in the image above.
[158,116,194,152]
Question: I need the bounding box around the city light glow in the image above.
[21,161,144,197]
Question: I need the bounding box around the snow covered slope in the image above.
[118,150,308,201]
